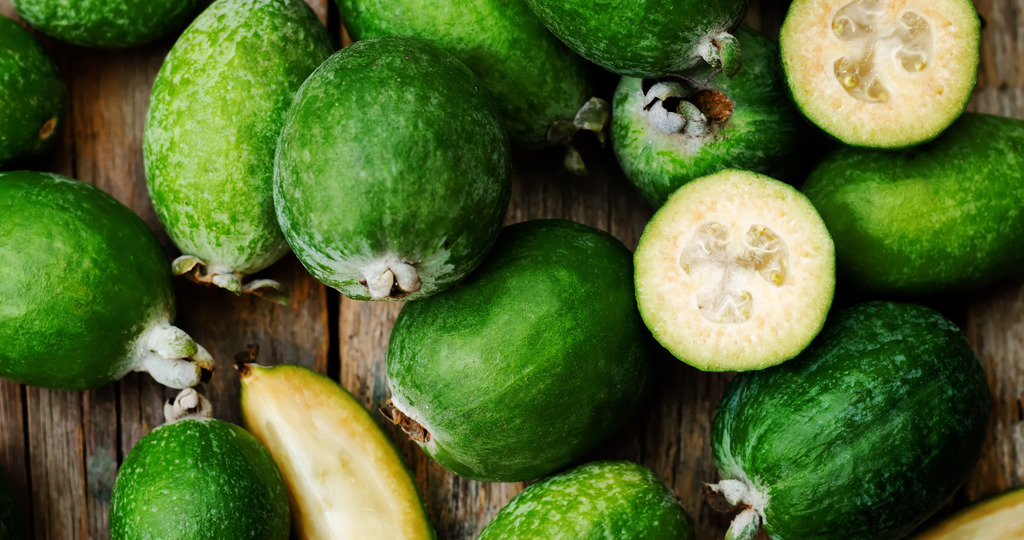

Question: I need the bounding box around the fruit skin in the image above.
[612,26,809,207]
[711,301,990,540]
[238,363,434,540]
[0,469,25,540]
[338,0,593,147]
[109,418,289,539]
[801,113,1024,295]
[144,0,334,294]
[908,486,1024,539]
[12,0,203,48]
[0,15,65,168]
[385,219,653,482]
[522,0,748,77]
[274,35,511,301]
[478,461,694,539]
[0,171,211,390]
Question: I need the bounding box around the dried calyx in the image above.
[641,79,734,137]
[359,260,422,300]
[163,387,214,423]
[380,400,431,443]
[172,255,288,304]
[547,96,611,176]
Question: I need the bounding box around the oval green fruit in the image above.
[0,15,65,168]
[12,0,203,48]
[338,0,598,147]
[0,171,212,390]
[110,390,289,540]
[479,461,694,540]
[802,113,1024,295]
[274,35,511,301]
[384,219,653,482]
[612,26,809,207]
[780,0,979,148]
[523,0,748,78]
[709,301,990,540]
[909,486,1024,540]
[144,0,334,301]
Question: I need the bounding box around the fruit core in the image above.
[831,0,933,103]
[680,222,788,324]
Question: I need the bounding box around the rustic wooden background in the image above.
[0,0,1021,538]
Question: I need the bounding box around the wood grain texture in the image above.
[1,0,1022,538]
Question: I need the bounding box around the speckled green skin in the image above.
[274,35,511,301]
[144,0,333,278]
[479,461,694,539]
[523,0,748,77]
[109,418,289,540]
[612,27,808,207]
[0,16,65,169]
[386,220,653,482]
[12,0,203,48]
[339,0,592,147]
[0,470,25,540]
[801,113,1024,295]
[0,171,174,390]
[712,302,990,540]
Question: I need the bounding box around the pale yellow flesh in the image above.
[910,488,1024,539]
[781,0,979,147]
[635,170,835,371]
[240,364,433,540]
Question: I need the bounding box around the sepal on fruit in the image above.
[701,31,743,77]
[163,387,213,423]
[172,254,288,304]
[133,322,214,389]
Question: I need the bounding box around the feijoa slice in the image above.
[780,0,979,148]
[634,169,835,371]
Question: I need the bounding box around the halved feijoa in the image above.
[274,35,511,301]
[110,389,289,540]
[145,0,333,301]
[909,486,1024,539]
[634,169,834,371]
[780,0,979,148]
[12,0,202,48]
[0,15,65,169]
[479,461,694,540]
[238,362,433,540]
[0,171,212,390]
[612,26,809,207]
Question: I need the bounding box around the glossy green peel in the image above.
[12,0,203,48]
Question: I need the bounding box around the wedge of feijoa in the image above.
[238,362,434,540]
[12,0,202,48]
[709,302,991,540]
[385,219,653,482]
[523,0,748,78]
[802,112,1024,295]
[110,389,290,540]
[612,26,810,207]
[0,15,65,169]
[145,0,333,301]
[780,0,979,148]
[479,461,694,539]
[275,35,511,301]
[0,171,213,390]
[909,486,1024,539]
[634,169,834,371]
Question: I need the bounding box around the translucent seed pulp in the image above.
[830,0,933,103]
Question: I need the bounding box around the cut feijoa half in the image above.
[238,362,434,540]
[634,169,834,371]
[478,461,694,539]
[908,486,1024,540]
[274,35,511,301]
[0,171,213,390]
[780,0,979,148]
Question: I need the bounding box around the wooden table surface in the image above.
[1,1,1021,538]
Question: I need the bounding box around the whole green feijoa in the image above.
[275,35,512,301]
[144,0,333,302]
[0,171,213,390]
[11,0,203,48]
[384,220,653,482]
[338,0,601,148]
[0,469,25,540]
[709,302,990,540]
[0,15,65,169]
[523,0,748,78]
[479,461,694,540]
[612,26,810,207]
[802,113,1024,295]
[110,390,289,540]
